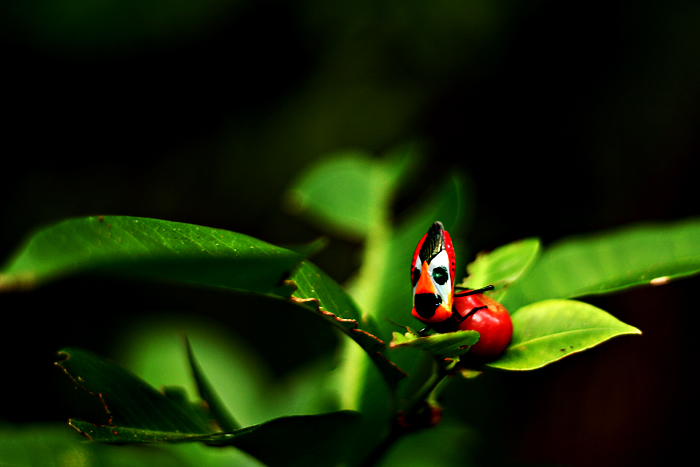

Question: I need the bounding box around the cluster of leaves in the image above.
[2,147,700,466]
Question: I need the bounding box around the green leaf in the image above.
[0,216,301,296]
[207,411,361,467]
[460,238,540,302]
[486,300,641,371]
[57,346,361,467]
[185,337,240,432]
[0,424,199,467]
[72,412,361,467]
[56,347,213,434]
[390,330,480,358]
[502,218,700,311]
[285,146,417,239]
[289,260,407,387]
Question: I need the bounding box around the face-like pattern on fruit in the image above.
[411,222,456,324]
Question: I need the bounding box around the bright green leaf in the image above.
[0,216,301,296]
[502,218,700,311]
[390,330,480,358]
[285,146,417,239]
[460,238,540,302]
[486,300,641,371]
[185,337,240,432]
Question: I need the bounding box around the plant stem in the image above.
[360,359,453,467]
[359,427,403,467]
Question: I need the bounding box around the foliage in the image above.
[2,147,700,466]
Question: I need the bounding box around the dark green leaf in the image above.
[390,330,480,357]
[57,346,361,467]
[73,412,361,467]
[289,260,407,389]
[502,218,700,311]
[486,300,641,371]
[0,216,301,296]
[56,347,213,434]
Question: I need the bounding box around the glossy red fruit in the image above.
[453,293,513,360]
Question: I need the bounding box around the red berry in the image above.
[453,293,513,360]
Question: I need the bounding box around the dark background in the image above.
[2,1,699,466]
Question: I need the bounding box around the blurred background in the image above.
[1,1,699,466]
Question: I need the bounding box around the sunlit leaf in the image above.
[0,216,301,296]
[460,238,540,302]
[390,330,480,358]
[502,218,700,311]
[285,146,417,239]
[486,300,641,371]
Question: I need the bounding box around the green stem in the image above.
[360,358,454,467]
[359,427,403,467]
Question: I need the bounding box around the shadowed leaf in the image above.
[72,412,361,467]
[0,216,301,296]
[56,347,213,434]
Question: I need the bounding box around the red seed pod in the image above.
[453,293,513,360]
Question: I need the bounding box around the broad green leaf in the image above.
[285,146,417,239]
[486,300,641,371]
[56,347,213,434]
[460,238,540,302]
[73,412,360,467]
[390,330,480,357]
[502,218,700,311]
[0,216,301,296]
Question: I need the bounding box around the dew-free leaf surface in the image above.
[57,347,360,467]
[390,329,480,358]
[502,218,700,311]
[0,216,301,296]
[460,238,540,303]
[486,300,641,371]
